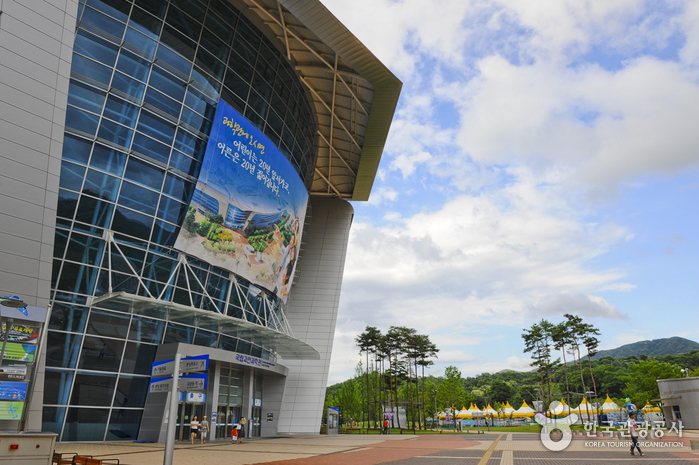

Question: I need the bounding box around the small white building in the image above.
[657,377,699,429]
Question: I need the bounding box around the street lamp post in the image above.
[680,368,690,378]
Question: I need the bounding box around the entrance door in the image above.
[176,402,205,441]
[215,404,242,440]
[251,406,262,438]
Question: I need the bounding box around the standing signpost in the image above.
[150,354,209,465]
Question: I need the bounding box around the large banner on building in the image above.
[174,100,308,303]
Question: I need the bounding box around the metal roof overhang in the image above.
[89,292,319,360]
[241,0,402,201]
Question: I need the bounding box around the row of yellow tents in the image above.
[438,396,661,420]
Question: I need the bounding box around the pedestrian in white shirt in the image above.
[627,413,644,456]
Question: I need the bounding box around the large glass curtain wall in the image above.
[46,0,316,441]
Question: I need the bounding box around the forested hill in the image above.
[591,337,699,360]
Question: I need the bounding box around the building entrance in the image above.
[176,401,206,442]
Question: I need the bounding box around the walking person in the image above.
[627,413,644,456]
[200,416,209,444]
[239,417,247,442]
[190,415,199,445]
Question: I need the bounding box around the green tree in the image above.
[623,360,683,405]
[488,379,513,403]
[438,366,465,413]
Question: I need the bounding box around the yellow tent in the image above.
[513,400,536,418]
[601,395,620,413]
[547,399,571,417]
[571,397,598,415]
[642,401,662,413]
[457,405,472,419]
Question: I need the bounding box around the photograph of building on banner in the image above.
[174,99,309,303]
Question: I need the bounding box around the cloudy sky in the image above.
[319,0,699,384]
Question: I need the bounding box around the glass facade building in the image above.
[46,0,316,441]
[0,0,400,441]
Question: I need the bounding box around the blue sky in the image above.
[319,0,699,383]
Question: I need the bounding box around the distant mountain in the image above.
[592,337,699,360]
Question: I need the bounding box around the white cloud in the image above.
[598,283,637,292]
[529,292,628,319]
[367,187,398,206]
[390,151,432,178]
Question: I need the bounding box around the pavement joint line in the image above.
[502,450,513,465]
[478,434,503,465]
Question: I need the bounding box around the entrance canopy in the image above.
[90,292,319,360]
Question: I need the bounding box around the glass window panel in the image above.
[134,0,166,19]
[154,44,191,77]
[228,50,253,81]
[156,196,187,224]
[220,87,245,115]
[160,25,196,61]
[57,261,99,294]
[68,80,107,114]
[86,0,130,22]
[49,303,89,332]
[184,88,216,120]
[72,53,113,87]
[150,219,178,247]
[204,9,234,43]
[59,161,86,192]
[46,331,82,368]
[78,336,124,372]
[149,66,186,102]
[195,48,225,80]
[70,372,117,406]
[106,409,143,440]
[118,181,159,215]
[57,189,79,220]
[251,72,272,102]
[111,71,146,100]
[170,0,206,22]
[42,407,67,436]
[116,50,151,82]
[43,369,74,405]
[86,309,130,338]
[63,134,92,165]
[112,206,154,240]
[162,173,194,203]
[120,342,157,375]
[113,376,149,408]
[165,6,201,41]
[81,7,126,40]
[97,119,134,148]
[191,65,221,94]
[244,106,264,132]
[142,253,177,282]
[236,340,251,355]
[169,150,201,178]
[193,329,218,348]
[224,71,249,102]
[73,30,119,66]
[173,128,206,161]
[65,106,99,136]
[90,143,127,176]
[237,18,260,48]
[219,335,237,352]
[232,35,256,66]
[247,89,268,119]
[137,110,176,143]
[82,168,120,201]
[179,107,211,135]
[200,27,228,62]
[103,95,139,128]
[124,158,164,190]
[53,228,69,259]
[128,316,164,343]
[163,322,194,343]
[251,345,262,358]
[131,132,170,165]
[123,25,157,55]
[143,87,182,119]
[128,8,162,38]
[63,408,109,441]
[65,232,103,264]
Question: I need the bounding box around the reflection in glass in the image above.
[70,372,117,406]
[106,409,144,440]
[78,335,125,372]
[63,408,109,441]
[43,369,74,405]
[86,310,130,338]
[121,342,157,375]
[113,376,150,408]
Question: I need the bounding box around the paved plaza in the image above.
[54,431,699,465]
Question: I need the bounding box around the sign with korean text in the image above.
[151,359,175,377]
[0,363,27,380]
[174,99,308,303]
[1,343,36,362]
[1,322,40,344]
[181,355,209,373]
[178,374,207,391]
[149,377,172,394]
[185,392,206,403]
[235,353,275,369]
